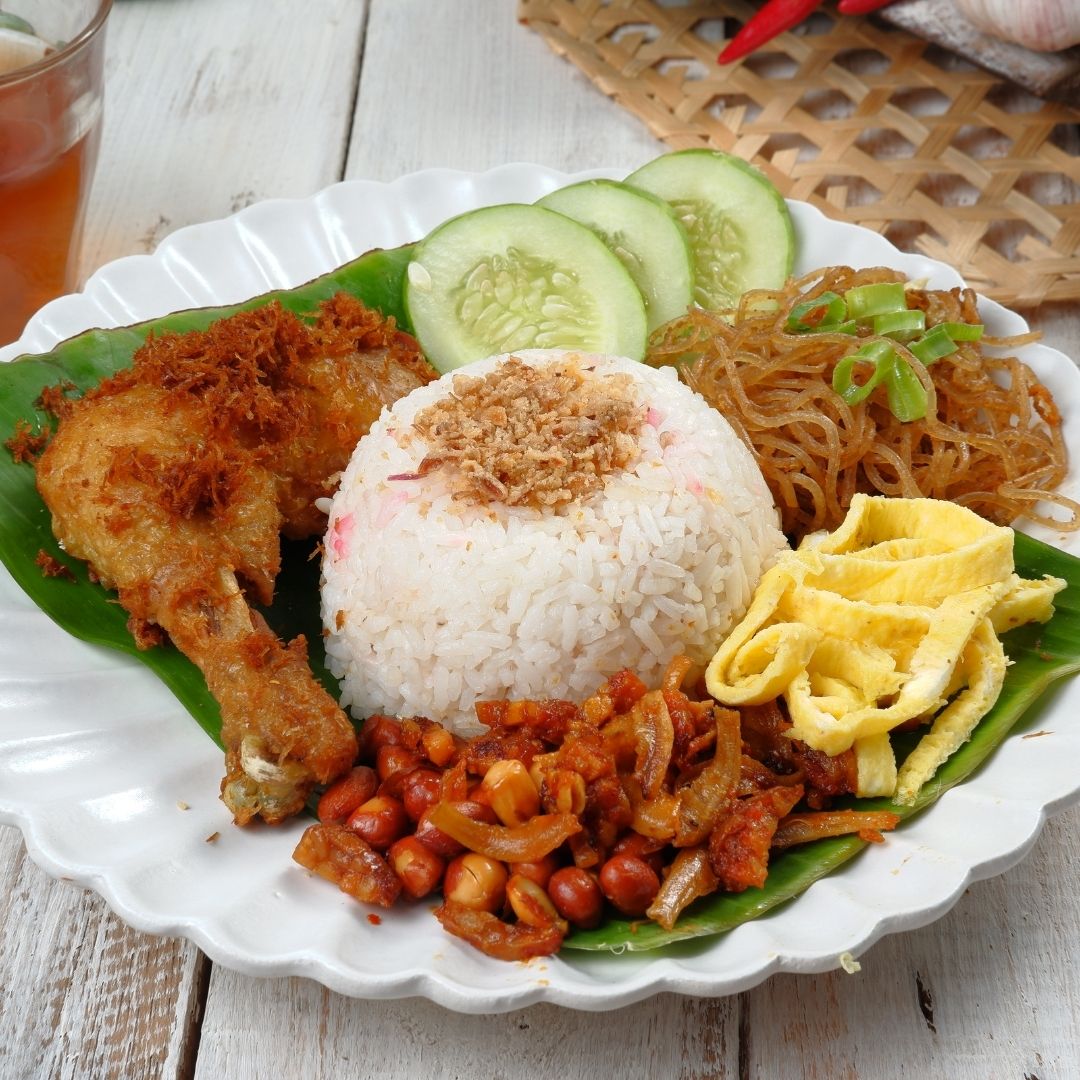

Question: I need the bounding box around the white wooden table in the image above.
[2,2,1079,1076]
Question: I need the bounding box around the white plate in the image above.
[3,165,1080,1013]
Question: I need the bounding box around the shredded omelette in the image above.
[705,495,1066,804]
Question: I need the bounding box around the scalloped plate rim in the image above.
[2,163,1079,1012]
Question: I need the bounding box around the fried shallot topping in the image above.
[411,356,643,509]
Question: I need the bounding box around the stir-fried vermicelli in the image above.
[647,266,1080,539]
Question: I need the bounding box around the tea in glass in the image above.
[0,1,111,345]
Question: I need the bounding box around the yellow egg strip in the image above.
[804,634,902,700]
[991,574,1066,634]
[703,558,815,705]
[845,538,953,561]
[815,494,1012,557]
[855,733,898,798]
[893,619,1006,804]
[807,529,1014,606]
[708,621,822,706]
[784,587,929,658]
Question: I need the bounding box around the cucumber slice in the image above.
[537,179,694,333]
[405,203,648,373]
[626,149,795,312]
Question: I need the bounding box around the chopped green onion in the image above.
[832,341,928,422]
[910,323,960,365]
[873,309,925,341]
[855,340,896,364]
[843,282,908,321]
[814,320,858,335]
[787,292,846,332]
[883,352,928,422]
[938,321,984,342]
[832,341,891,405]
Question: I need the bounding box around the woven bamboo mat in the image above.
[519,0,1080,307]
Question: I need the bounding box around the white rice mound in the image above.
[321,349,787,733]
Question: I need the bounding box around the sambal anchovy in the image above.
[295,658,900,960]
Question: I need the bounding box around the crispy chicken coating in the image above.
[35,294,435,824]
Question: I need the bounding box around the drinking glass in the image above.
[0,0,111,345]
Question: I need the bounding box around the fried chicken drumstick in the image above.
[35,294,435,824]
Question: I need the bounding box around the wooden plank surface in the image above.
[345,0,662,181]
[0,829,206,1080]
[79,0,369,278]
[745,812,1080,1078]
[2,0,1080,1077]
[192,981,740,1079]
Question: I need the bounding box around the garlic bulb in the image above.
[956,0,1080,53]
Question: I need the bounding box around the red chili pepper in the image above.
[836,0,895,14]
[717,0,825,64]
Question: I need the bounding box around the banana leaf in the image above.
[2,255,1079,954]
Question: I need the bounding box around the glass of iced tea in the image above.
[0,0,111,345]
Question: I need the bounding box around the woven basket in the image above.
[519,0,1080,307]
